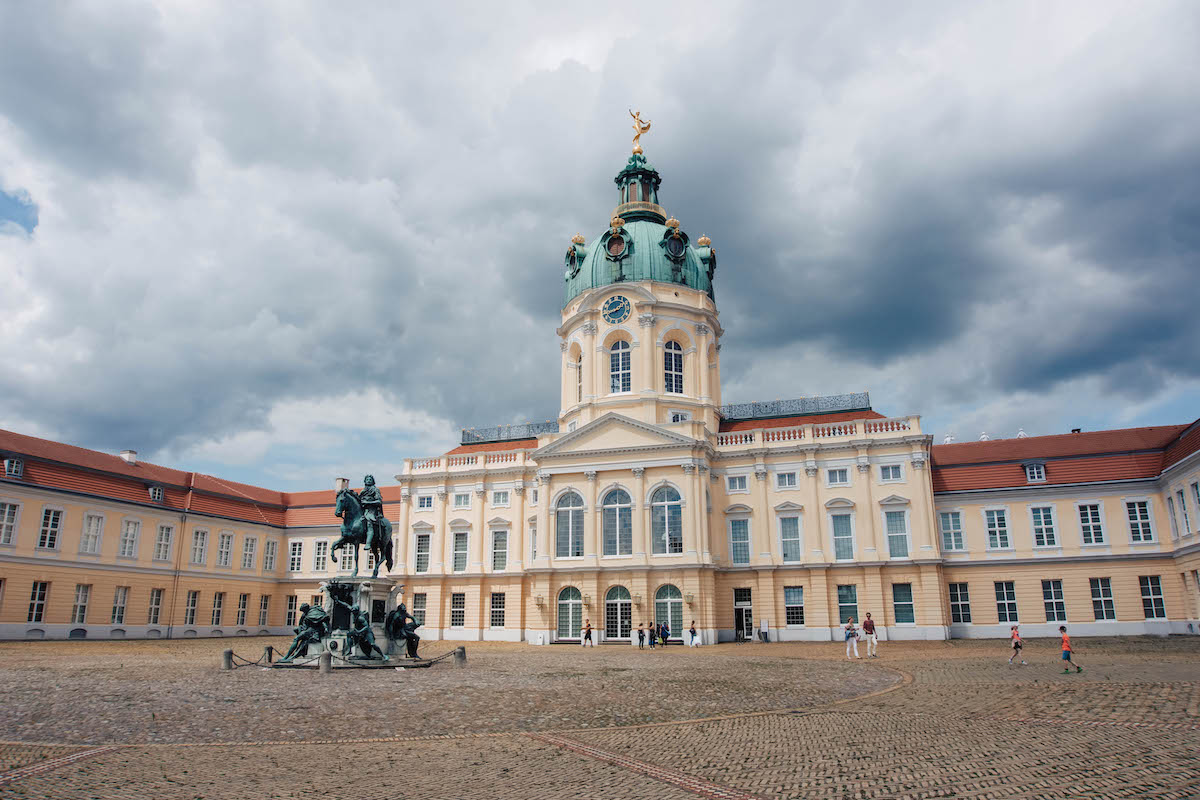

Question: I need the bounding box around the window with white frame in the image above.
[610,340,631,392]
[453,493,470,509]
[414,533,430,573]
[1024,463,1046,482]
[664,340,684,393]
[154,525,173,561]
[191,530,208,564]
[836,584,858,624]
[892,583,915,624]
[450,593,466,626]
[1078,504,1105,544]
[148,485,164,503]
[1126,500,1154,542]
[28,581,48,622]
[1090,577,1115,620]
[576,357,583,403]
[236,593,248,625]
[417,495,433,510]
[258,596,270,626]
[880,464,902,482]
[832,513,854,561]
[995,581,1018,622]
[826,468,849,487]
[339,543,355,570]
[669,410,690,423]
[985,509,1010,549]
[1167,496,1180,539]
[784,586,805,625]
[729,518,750,565]
[490,592,505,627]
[776,471,797,489]
[885,510,909,558]
[530,521,537,559]
[0,501,18,545]
[492,490,509,506]
[263,539,278,571]
[453,531,468,572]
[780,515,802,562]
[492,530,508,570]
[1192,483,1200,529]
[651,486,684,554]
[602,489,633,556]
[1139,576,1165,619]
[938,511,964,551]
[112,586,129,624]
[1177,490,1191,532]
[184,590,199,625]
[1042,579,1066,621]
[556,492,584,557]
[4,458,23,478]
[148,588,163,624]
[1031,506,1057,547]
[71,584,91,623]
[233,536,253,569]
[38,508,62,549]
[288,541,303,572]
[118,520,140,558]
[216,531,233,567]
[411,593,427,626]
[285,595,298,626]
[948,582,971,623]
[726,475,747,493]
[210,592,224,626]
[80,513,103,554]
[311,540,327,571]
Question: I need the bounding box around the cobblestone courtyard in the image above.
[0,636,1197,799]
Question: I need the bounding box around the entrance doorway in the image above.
[557,586,582,640]
[733,587,753,641]
[604,586,632,640]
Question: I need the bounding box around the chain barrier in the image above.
[225,646,458,669]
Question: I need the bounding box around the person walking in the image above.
[844,617,861,660]
[581,618,594,647]
[660,622,670,646]
[647,622,656,649]
[637,622,646,650]
[1008,625,1027,665]
[688,620,699,647]
[862,612,878,658]
[1059,626,1083,673]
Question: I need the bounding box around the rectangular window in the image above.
[1177,490,1191,533]
[729,518,750,565]
[80,514,104,554]
[1193,483,1200,529]
[885,510,909,558]
[1078,504,1105,545]
[784,586,805,625]
[339,543,355,570]
[236,593,248,625]
[727,475,747,492]
[28,581,49,622]
[892,583,915,624]
[492,530,508,570]
[490,592,505,627]
[1139,576,1165,619]
[827,468,849,487]
[286,595,298,626]
[4,458,21,477]
[995,581,1018,622]
[185,590,199,625]
[1031,506,1057,547]
[831,513,854,561]
[415,533,430,573]
[263,539,278,571]
[453,493,470,509]
[288,540,303,572]
[948,582,971,623]
[1041,579,1066,622]
[450,593,465,627]
[216,532,233,567]
[191,530,208,564]
[417,495,433,510]
[310,594,323,608]
[38,508,62,549]
[453,531,468,572]
[669,410,690,423]
[1025,463,1045,482]
[154,525,173,561]
[258,595,270,626]
[531,489,539,505]
[112,586,129,624]
[492,491,509,506]
[1167,496,1180,539]
[1126,500,1154,542]
[880,464,902,482]
[0,501,18,545]
[1090,577,1115,620]
[985,509,1010,549]
[411,593,427,626]
[776,472,797,489]
[71,584,91,624]
[836,584,858,624]
[119,520,140,558]
[148,588,163,624]
[211,592,224,625]
[780,516,802,562]
[530,522,537,560]
[939,511,964,551]
[311,540,327,571]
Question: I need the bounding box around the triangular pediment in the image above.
[774,501,803,512]
[534,413,699,459]
[879,494,910,506]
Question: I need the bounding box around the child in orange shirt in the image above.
[1007,625,1027,665]
[1059,625,1083,673]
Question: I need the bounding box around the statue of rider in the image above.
[359,474,384,551]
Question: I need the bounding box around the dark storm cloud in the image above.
[0,1,1197,488]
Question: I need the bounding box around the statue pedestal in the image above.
[318,576,402,662]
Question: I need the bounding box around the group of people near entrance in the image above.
[577,618,702,647]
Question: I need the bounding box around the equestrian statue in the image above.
[330,475,394,578]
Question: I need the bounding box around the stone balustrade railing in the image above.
[404,450,531,475]
[715,416,920,449]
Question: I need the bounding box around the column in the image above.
[638,313,656,393]
[859,450,879,559]
[682,463,699,560]
[472,487,486,571]
[695,323,711,402]
[910,450,936,552]
[584,470,599,563]
[559,340,571,412]
[754,463,772,564]
[535,472,552,568]
[632,467,648,564]
[511,485,526,571]
[395,489,411,573]
[584,321,601,404]
[697,465,712,562]
[805,451,824,561]
[434,487,448,573]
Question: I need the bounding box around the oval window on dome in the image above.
[665,237,685,259]
[607,236,626,257]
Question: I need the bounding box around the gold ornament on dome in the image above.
[610,215,626,232]
[629,109,651,154]
[571,233,585,245]
[665,217,679,228]
[697,234,711,247]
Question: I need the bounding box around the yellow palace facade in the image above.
[2,142,1199,643]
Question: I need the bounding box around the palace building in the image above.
[2,142,1199,644]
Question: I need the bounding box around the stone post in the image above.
[319,651,332,673]
[453,646,467,667]
[221,648,233,670]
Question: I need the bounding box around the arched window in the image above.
[610,340,631,393]
[602,489,632,556]
[557,586,582,639]
[605,585,632,639]
[655,584,683,638]
[651,486,684,555]
[576,357,583,403]
[555,492,584,558]
[664,340,684,394]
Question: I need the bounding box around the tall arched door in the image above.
[557,586,582,640]
[604,586,632,640]
[655,584,683,640]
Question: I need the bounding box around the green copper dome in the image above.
[563,152,716,306]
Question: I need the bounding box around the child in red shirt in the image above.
[1007,625,1027,665]
[1059,625,1083,673]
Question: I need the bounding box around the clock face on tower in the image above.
[601,295,632,324]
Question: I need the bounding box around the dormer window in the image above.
[1024,463,1046,483]
[3,458,22,478]
[148,485,164,503]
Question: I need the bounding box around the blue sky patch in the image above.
[0,188,38,233]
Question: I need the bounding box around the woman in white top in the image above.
[844,618,861,659]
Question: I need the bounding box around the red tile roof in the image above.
[0,428,190,487]
[1162,419,1200,470]
[719,409,885,432]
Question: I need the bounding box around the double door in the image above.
[734,606,754,641]
[605,599,632,639]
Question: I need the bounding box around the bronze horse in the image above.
[330,489,394,578]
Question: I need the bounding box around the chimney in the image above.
[1071,428,1082,434]
[119,450,138,465]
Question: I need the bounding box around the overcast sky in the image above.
[1,1,1197,491]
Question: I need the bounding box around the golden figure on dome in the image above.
[630,109,651,153]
